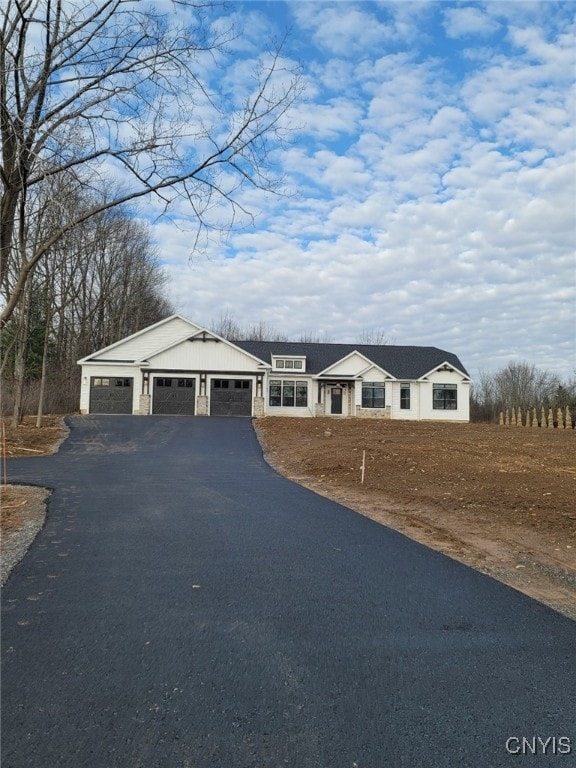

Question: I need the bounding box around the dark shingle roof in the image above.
[233,340,469,380]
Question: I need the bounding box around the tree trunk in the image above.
[12,297,30,427]
[36,317,51,427]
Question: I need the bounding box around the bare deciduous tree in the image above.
[1,175,174,421]
[0,0,302,323]
[470,361,564,422]
[210,312,287,342]
[357,327,392,345]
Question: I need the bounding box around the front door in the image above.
[330,388,343,414]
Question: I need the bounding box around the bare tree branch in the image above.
[1,0,303,323]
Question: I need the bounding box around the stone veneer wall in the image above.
[355,406,391,419]
[314,402,326,416]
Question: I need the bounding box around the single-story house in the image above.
[78,314,471,421]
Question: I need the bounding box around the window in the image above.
[115,378,131,387]
[362,382,385,408]
[93,378,110,387]
[213,379,250,389]
[282,382,295,405]
[156,378,172,387]
[269,380,308,407]
[269,381,282,406]
[273,358,305,371]
[400,385,411,410]
[177,379,194,388]
[433,384,457,410]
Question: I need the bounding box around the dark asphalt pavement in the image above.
[1,416,575,768]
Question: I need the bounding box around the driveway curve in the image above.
[2,415,575,768]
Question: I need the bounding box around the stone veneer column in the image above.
[253,397,265,417]
[137,394,151,415]
[196,395,208,416]
[315,402,325,416]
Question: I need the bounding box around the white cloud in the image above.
[291,3,397,56]
[443,6,500,39]
[149,2,575,382]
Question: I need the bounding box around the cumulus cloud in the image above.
[443,6,501,39]
[151,1,575,381]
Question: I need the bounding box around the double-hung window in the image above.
[362,382,385,408]
[269,380,308,408]
[433,383,457,410]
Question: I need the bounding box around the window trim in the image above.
[400,384,411,410]
[212,378,251,390]
[269,379,308,408]
[433,383,458,410]
[272,356,305,372]
[361,381,385,409]
[93,377,131,388]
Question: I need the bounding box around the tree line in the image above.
[470,362,576,423]
[1,177,173,422]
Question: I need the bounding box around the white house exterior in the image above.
[77,315,471,421]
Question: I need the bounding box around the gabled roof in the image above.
[136,328,271,368]
[77,314,469,381]
[316,350,395,379]
[234,340,470,380]
[77,314,201,364]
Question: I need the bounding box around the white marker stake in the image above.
[361,450,366,485]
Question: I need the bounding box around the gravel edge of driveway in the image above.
[1,487,50,587]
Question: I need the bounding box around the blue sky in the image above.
[150,1,575,381]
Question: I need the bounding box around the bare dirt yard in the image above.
[256,418,576,621]
[2,415,575,620]
[1,416,69,584]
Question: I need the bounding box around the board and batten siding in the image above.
[146,339,264,372]
[322,352,374,378]
[96,317,201,362]
[418,370,470,422]
[389,381,419,420]
[265,376,315,417]
[353,367,389,408]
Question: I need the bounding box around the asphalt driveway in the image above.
[2,416,575,768]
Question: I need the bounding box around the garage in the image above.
[210,379,252,416]
[89,377,133,414]
[152,377,196,415]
